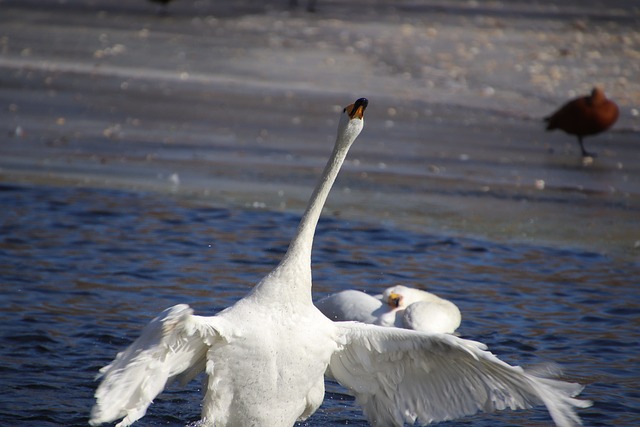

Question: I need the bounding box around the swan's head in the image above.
[384,285,409,309]
[387,292,403,309]
[384,285,438,309]
[336,98,368,147]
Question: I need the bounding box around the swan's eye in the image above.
[343,107,347,113]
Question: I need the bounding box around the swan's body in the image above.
[91,98,591,427]
[383,285,462,334]
[318,285,461,334]
[317,289,384,323]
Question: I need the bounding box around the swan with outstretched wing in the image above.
[90,98,590,427]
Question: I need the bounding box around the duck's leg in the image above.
[577,136,596,158]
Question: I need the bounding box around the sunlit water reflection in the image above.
[0,184,638,426]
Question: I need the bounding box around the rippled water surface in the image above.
[1,184,638,426]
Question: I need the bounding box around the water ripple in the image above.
[0,184,638,426]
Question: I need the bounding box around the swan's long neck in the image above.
[286,141,350,264]
[255,131,355,302]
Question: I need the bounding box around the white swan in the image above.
[317,285,462,334]
[90,98,591,427]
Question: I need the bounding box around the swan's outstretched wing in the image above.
[329,322,591,427]
[90,304,230,427]
[316,290,384,323]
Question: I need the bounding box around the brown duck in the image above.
[544,87,619,158]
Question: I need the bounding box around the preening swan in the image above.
[317,285,462,334]
[90,98,590,427]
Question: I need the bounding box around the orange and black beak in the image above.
[347,98,368,120]
[387,292,402,308]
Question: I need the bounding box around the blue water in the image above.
[0,184,638,426]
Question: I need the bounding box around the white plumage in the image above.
[317,285,462,334]
[328,323,590,427]
[90,98,591,427]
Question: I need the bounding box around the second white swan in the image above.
[317,285,462,334]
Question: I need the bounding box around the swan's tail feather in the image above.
[89,304,212,427]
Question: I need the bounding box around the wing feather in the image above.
[90,304,229,427]
[330,322,591,427]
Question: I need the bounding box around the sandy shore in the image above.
[1,0,639,260]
